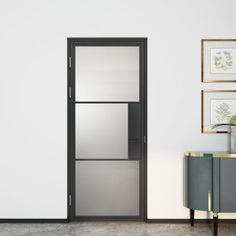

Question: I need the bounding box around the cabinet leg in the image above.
[190,209,194,226]
[213,213,218,236]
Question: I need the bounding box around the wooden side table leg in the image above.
[190,209,194,226]
[213,213,218,236]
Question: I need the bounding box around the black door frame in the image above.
[67,38,147,221]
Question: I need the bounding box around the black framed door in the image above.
[68,38,147,221]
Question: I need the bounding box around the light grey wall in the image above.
[0,0,236,219]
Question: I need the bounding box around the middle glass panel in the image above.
[76,104,128,159]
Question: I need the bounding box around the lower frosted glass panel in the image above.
[75,161,139,216]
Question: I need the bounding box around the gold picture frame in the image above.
[201,39,236,83]
[201,90,236,133]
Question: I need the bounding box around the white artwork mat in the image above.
[210,48,236,74]
[211,99,236,125]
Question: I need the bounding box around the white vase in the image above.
[230,126,236,153]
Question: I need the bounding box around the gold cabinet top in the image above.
[185,151,236,158]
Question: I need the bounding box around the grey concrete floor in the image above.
[0,222,236,236]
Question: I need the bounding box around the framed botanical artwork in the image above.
[202,39,236,82]
[201,90,236,133]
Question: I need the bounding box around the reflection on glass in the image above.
[76,160,139,216]
[75,46,139,101]
[76,104,128,159]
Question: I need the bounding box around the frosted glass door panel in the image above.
[76,104,128,159]
[75,47,139,101]
[76,161,139,216]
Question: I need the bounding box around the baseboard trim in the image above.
[146,219,236,223]
[1,218,236,224]
[73,216,143,221]
[0,219,69,223]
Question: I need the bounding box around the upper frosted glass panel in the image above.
[75,46,139,101]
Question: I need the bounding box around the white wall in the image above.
[0,0,236,219]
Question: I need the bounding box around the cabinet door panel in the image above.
[187,157,212,211]
[220,159,236,212]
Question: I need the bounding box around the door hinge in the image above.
[69,194,72,206]
[144,136,146,143]
[69,57,72,68]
